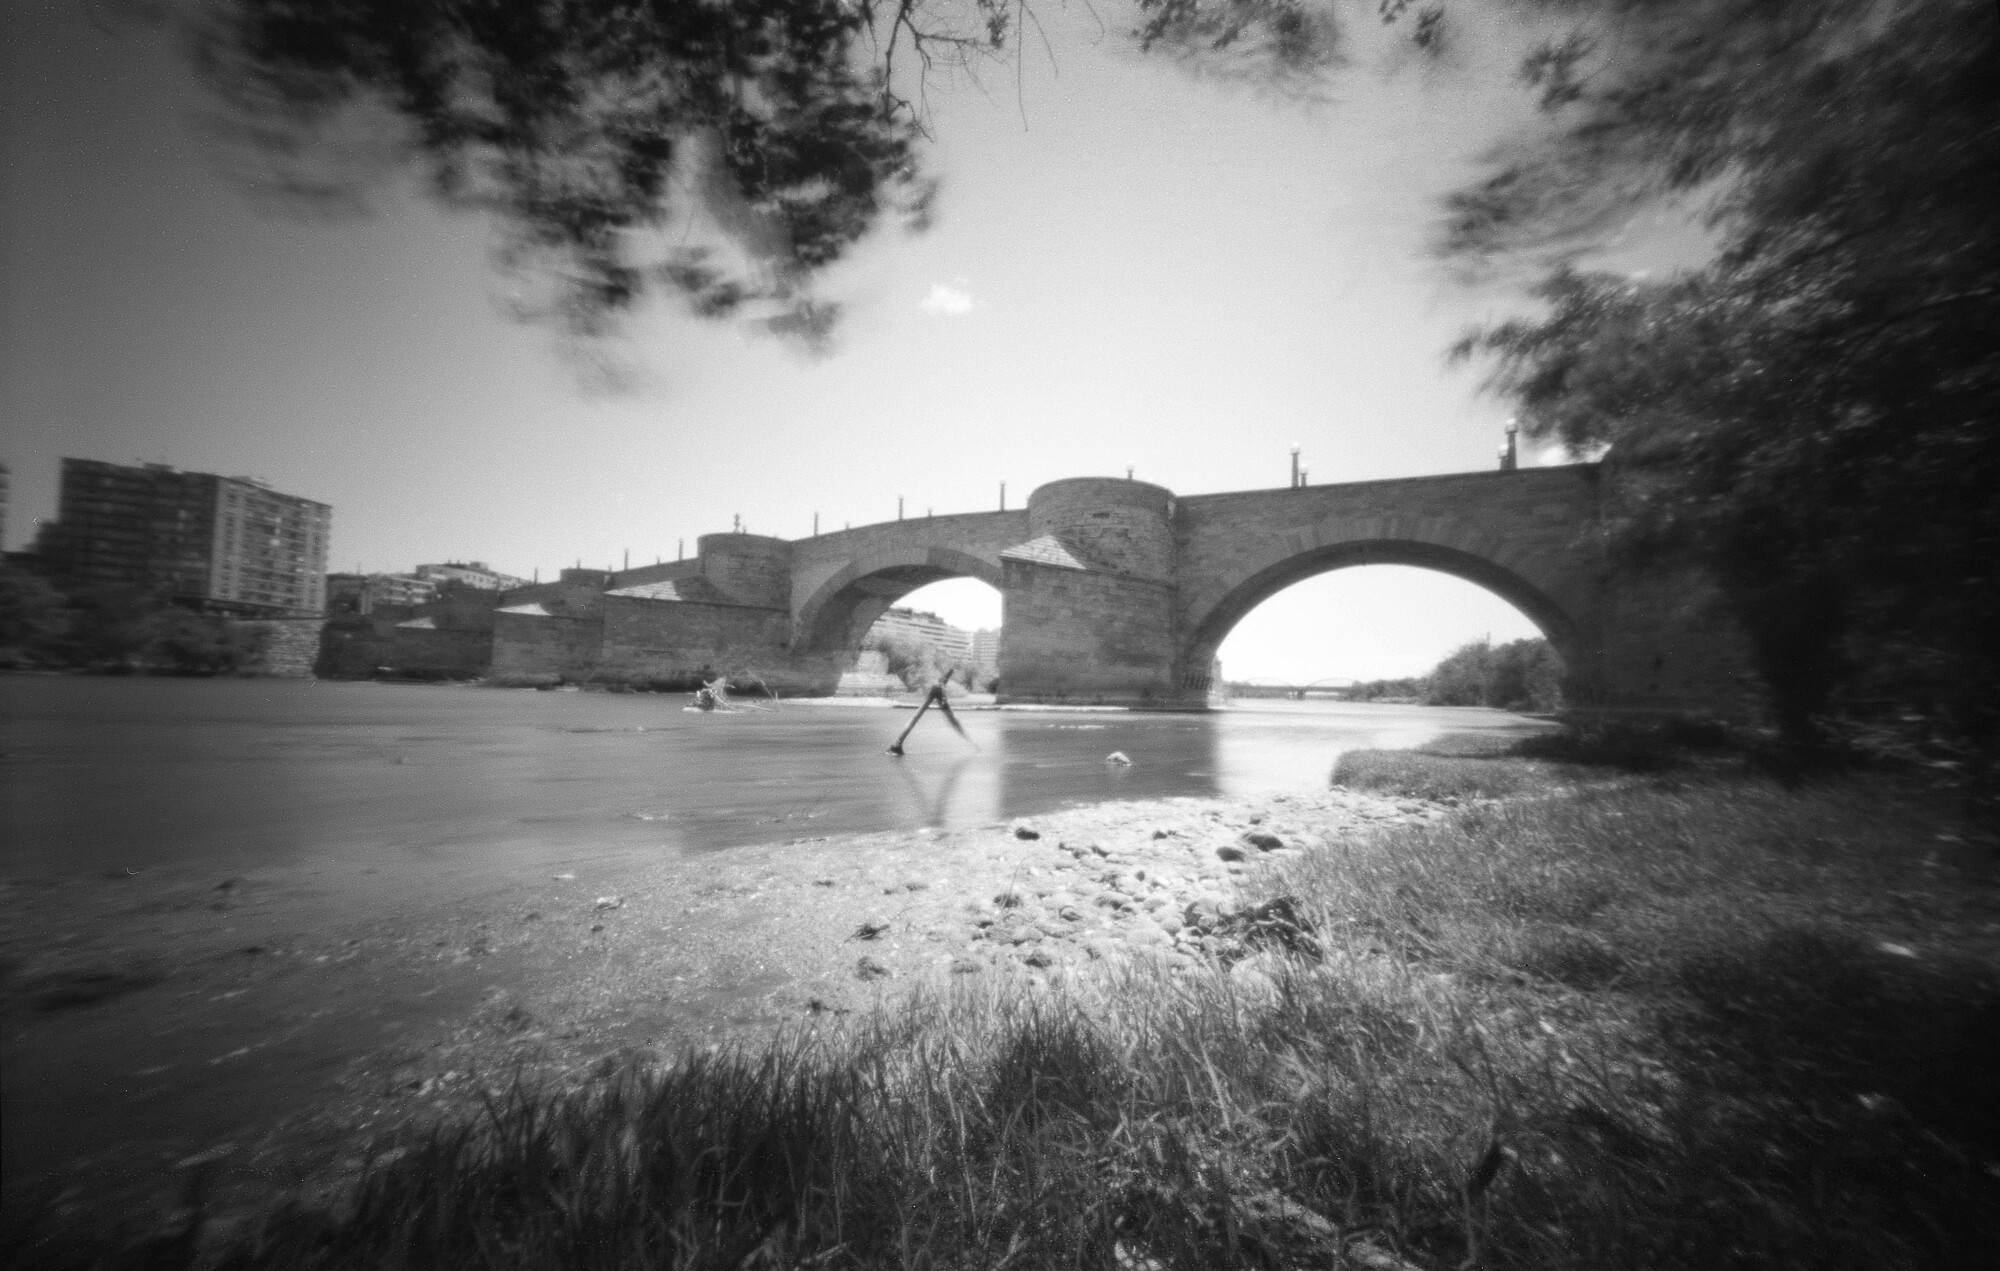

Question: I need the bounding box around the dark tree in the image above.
[189,0,1024,338]
[1448,1,1998,784]
[1142,2,1997,778]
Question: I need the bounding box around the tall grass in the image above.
[12,771,1997,1270]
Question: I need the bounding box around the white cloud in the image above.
[918,281,977,316]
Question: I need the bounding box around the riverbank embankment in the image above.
[13,750,1999,1269]
[1,776,1452,1239]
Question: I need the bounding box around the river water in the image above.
[2,677,1550,1213]
[3,676,1548,889]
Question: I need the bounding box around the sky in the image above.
[2,2,1695,682]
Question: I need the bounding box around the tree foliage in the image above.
[0,563,263,674]
[1145,1,1997,780]
[865,630,979,691]
[189,0,1024,338]
[1423,636,1561,712]
[1345,636,1562,712]
[1449,0,1998,780]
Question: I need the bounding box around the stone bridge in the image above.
[473,465,1750,714]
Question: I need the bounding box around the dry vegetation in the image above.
[11,752,1998,1270]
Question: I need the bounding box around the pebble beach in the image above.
[3,781,1452,1227]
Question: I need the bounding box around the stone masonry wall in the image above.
[490,611,601,684]
[594,594,800,689]
[997,559,1178,705]
[695,534,793,609]
[387,626,493,678]
[238,617,324,678]
[1027,478,1176,580]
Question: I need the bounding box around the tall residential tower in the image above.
[34,459,331,616]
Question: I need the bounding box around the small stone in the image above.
[1022,948,1055,968]
[1089,843,1112,858]
[995,890,1025,909]
[552,873,576,881]
[1014,826,1041,841]
[1216,844,1249,862]
[1183,899,1225,930]
[593,895,624,911]
[1242,832,1285,852]
[590,923,605,933]
[855,956,891,981]
[1059,905,1085,922]
[813,878,836,887]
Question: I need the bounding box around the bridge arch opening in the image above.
[796,548,1003,657]
[1197,548,1581,707]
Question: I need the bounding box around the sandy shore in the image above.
[2,783,1451,1229]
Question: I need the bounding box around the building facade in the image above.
[971,627,1001,673]
[326,572,437,614]
[865,607,974,662]
[35,459,331,615]
[412,560,529,591]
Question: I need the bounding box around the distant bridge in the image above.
[1223,678,1358,700]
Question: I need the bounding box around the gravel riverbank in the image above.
[3,783,1452,1231]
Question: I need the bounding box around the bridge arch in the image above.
[1180,513,1595,692]
[795,546,1004,653]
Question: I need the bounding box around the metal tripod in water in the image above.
[887,678,977,755]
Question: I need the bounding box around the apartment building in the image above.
[412,560,529,591]
[35,459,331,615]
[865,606,974,663]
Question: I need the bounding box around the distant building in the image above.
[865,607,973,662]
[971,627,1001,673]
[33,459,331,615]
[326,572,437,614]
[412,560,529,591]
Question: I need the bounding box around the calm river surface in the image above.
[2,676,1552,1213]
[3,676,1549,886]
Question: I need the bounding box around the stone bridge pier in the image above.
[474,465,1754,718]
